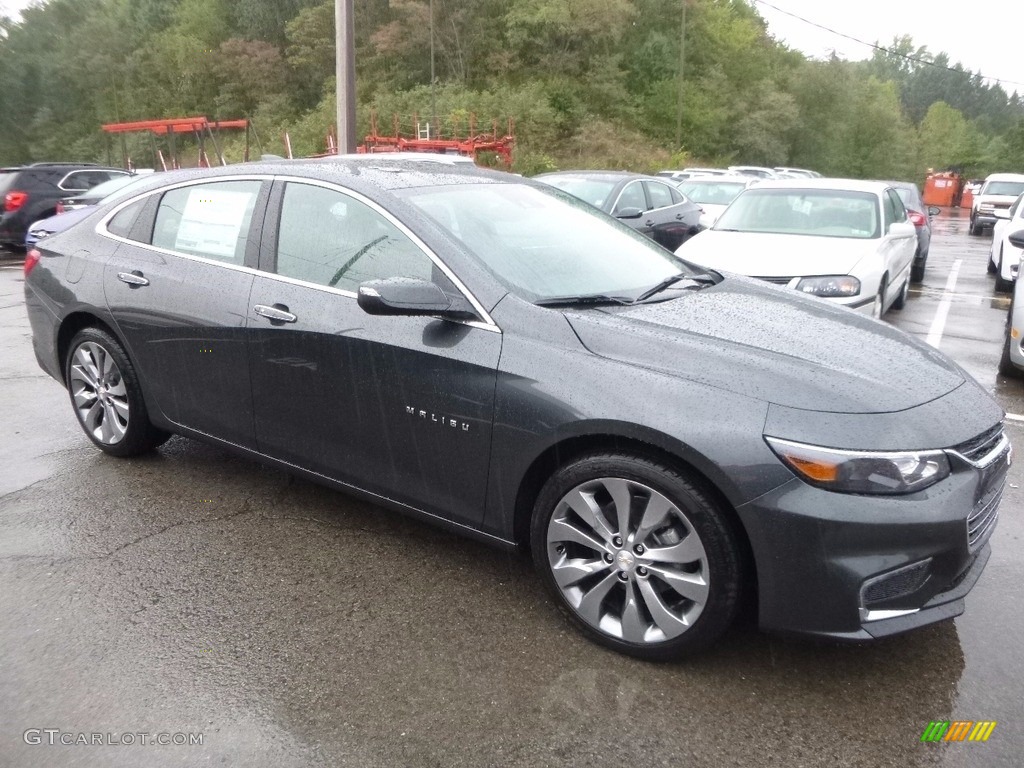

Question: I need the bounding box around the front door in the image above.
[247,180,501,526]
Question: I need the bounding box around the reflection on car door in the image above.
[642,180,698,250]
[103,179,267,448]
[247,180,501,526]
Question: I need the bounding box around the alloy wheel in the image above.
[69,341,130,444]
[546,477,710,644]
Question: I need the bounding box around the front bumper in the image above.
[736,428,1009,640]
[974,213,997,228]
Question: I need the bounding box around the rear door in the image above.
[643,180,699,249]
[102,178,268,448]
[247,179,501,526]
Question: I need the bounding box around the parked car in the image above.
[673,175,758,229]
[989,192,1024,292]
[727,165,778,179]
[885,181,941,282]
[774,167,820,178]
[24,158,1007,660]
[534,171,702,250]
[676,179,918,318]
[1,163,130,249]
[25,172,177,248]
[999,228,1024,376]
[969,173,1024,236]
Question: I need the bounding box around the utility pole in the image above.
[430,0,436,138]
[675,1,687,150]
[335,0,356,153]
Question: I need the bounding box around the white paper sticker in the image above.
[174,188,253,259]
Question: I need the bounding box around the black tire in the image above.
[969,215,981,236]
[64,327,170,457]
[530,452,744,660]
[988,257,998,274]
[995,246,1014,293]
[891,277,909,310]
[910,248,926,283]
[999,295,1022,378]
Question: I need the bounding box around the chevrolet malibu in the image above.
[24,158,1009,660]
[677,179,918,318]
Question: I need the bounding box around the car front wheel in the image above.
[531,453,743,660]
[65,327,170,457]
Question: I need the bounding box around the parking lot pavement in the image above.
[2,223,1023,767]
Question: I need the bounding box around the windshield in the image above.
[714,188,880,239]
[982,181,1024,197]
[534,176,618,209]
[399,183,693,301]
[676,180,746,205]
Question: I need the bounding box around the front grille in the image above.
[953,425,1004,464]
[754,276,794,286]
[968,486,1002,552]
[862,560,932,605]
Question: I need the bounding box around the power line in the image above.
[752,0,1024,89]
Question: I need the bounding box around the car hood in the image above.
[28,206,93,236]
[566,278,965,414]
[677,230,874,277]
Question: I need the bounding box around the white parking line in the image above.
[1006,413,1024,424]
[926,259,963,348]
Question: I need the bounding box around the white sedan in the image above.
[673,175,759,229]
[989,191,1024,292]
[675,179,918,318]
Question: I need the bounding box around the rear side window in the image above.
[106,199,147,240]
[152,180,261,264]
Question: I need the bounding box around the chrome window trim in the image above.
[643,179,682,212]
[95,173,501,334]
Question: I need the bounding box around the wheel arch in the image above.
[56,311,125,385]
[511,429,758,598]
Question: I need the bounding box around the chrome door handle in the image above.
[117,271,149,286]
[253,304,297,323]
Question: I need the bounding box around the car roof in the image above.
[534,170,649,181]
[747,178,892,194]
[126,156,516,193]
[984,173,1024,182]
[677,175,753,183]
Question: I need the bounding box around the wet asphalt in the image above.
[1,209,1022,767]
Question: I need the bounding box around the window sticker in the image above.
[174,188,252,258]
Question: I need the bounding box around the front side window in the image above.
[275,182,433,292]
[613,182,646,214]
[152,180,261,264]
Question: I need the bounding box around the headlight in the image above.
[794,275,860,298]
[765,437,951,495]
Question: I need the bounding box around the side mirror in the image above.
[994,209,1011,220]
[1008,229,1024,250]
[927,206,941,217]
[888,222,916,237]
[614,207,644,220]
[357,277,477,319]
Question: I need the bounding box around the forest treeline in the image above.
[1,0,1023,179]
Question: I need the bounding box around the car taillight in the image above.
[55,202,65,214]
[4,191,29,212]
[907,210,926,227]
[24,248,41,277]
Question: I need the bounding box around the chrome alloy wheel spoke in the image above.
[70,342,129,445]
[547,477,710,643]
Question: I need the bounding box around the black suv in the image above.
[0,163,130,249]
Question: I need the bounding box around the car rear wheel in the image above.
[995,246,1013,293]
[999,295,1022,378]
[911,248,926,283]
[65,327,170,457]
[531,453,743,660]
[891,277,910,310]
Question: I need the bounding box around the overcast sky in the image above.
[2,0,1021,91]
[753,0,1023,91]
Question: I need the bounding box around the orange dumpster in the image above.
[923,172,959,207]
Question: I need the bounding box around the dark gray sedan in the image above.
[23,157,1008,660]
[534,170,702,250]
